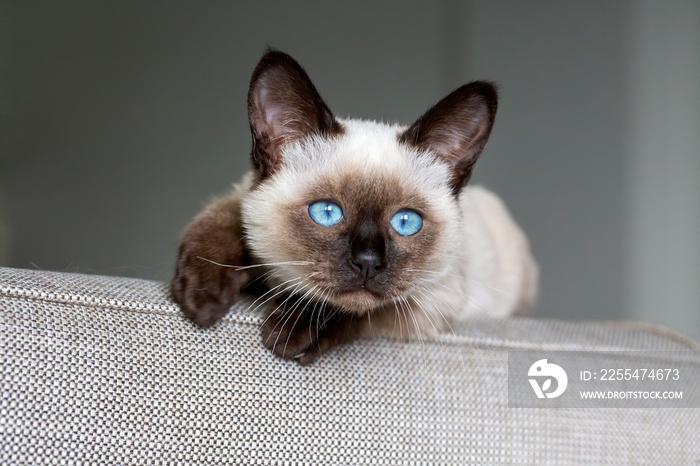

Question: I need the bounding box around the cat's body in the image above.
[172,51,537,364]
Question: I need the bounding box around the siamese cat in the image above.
[172,50,538,364]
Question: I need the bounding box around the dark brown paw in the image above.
[172,243,249,328]
[260,297,364,365]
[172,195,251,328]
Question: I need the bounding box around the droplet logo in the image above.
[528,359,568,399]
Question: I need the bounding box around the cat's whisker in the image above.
[412,286,458,336]
[410,294,449,369]
[281,306,305,357]
[248,277,301,310]
[399,298,411,341]
[268,282,309,351]
[262,297,293,347]
[366,306,374,337]
[236,261,314,270]
[318,286,336,333]
[414,275,459,298]
[282,285,319,358]
[246,268,278,288]
[400,295,428,366]
[246,276,303,317]
[412,287,468,374]
[247,269,322,317]
[395,295,411,341]
[304,286,326,350]
[421,285,470,334]
[294,284,321,314]
[406,268,457,278]
[407,267,508,296]
[465,278,509,295]
[316,292,329,338]
[312,291,324,339]
[411,291,446,337]
[257,279,309,332]
[414,275,489,313]
[390,300,401,340]
[196,256,312,270]
[320,302,342,330]
[312,284,339,329]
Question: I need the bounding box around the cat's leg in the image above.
[260,295,370,365]
[172,195,251,327]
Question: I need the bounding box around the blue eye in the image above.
[391,209,423,236]
[308,201,343,227]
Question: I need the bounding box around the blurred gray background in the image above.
[2,1,699,339]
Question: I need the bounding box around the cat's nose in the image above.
[351,251,384,281]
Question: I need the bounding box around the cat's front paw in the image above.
[260,299,364,365]
[172,241,249,328]
[172,195,250,328]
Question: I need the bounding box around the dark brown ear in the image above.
[399,81,498,194]
[248,50,342,179]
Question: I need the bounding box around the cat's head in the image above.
[241,50,497,313]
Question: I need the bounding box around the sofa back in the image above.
[1,267,699,464]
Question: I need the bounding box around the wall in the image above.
[461,1,629,323]
[624,0,700,336]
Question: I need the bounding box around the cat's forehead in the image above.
[331,119,412,170]
[278,118,453,199]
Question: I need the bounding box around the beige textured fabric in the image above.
[1,266,699,464]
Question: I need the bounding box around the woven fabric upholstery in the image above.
[1,267,699,465]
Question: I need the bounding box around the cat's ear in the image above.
[247,50,342,179]
[399,81,498,194]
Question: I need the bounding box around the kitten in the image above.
[172,50,538,364]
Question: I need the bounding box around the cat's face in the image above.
[241,51,496,314]
[242,120,461,312]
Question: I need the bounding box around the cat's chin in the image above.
[327,289,389,314]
